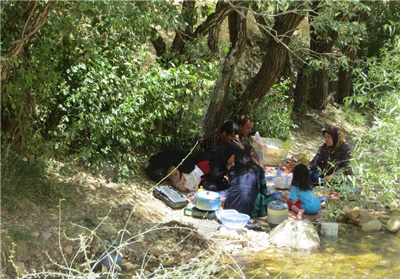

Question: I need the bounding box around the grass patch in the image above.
[1,159,74,212]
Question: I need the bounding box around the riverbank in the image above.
[1,104,398,278]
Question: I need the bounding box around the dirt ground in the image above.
[0,104,359,278]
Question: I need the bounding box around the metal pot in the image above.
[195,191,221,211]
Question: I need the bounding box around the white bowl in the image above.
[218,212,250,230]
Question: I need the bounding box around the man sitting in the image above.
[234,115,262,166]
[200,121,239,153]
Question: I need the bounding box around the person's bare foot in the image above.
[297,209,305,219]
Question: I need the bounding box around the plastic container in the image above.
[267,200,289,227]
[320,222,339,236]
[197,186,205,192]
[218,212,250,230]
[215,209,238,221]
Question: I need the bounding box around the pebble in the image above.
[40,231,52,241]
[30,231,40,238]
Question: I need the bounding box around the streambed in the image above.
[231,223,400,278]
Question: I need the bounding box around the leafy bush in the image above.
[345,29,400,206]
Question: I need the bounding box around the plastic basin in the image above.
[218,212,250,230]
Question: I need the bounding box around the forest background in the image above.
[1,1,400,276]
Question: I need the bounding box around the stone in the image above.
[30,231,40,238]
[40,231,52,241]
[358,212,377,227]
[100,223,118,236]
[386,215,400,233]
[362,220,382,232]
[64,245,73,256]
[268,220,320,250]
[348,207,361,221]
[14,261,26,275]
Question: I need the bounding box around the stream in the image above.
[231,223,400,278]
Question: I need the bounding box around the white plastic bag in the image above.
[183,166,203,192]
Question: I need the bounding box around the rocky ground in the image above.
[1,104,397,278]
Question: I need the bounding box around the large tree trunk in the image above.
[308,69,329,109]
[306,2,339,109]
[337,45,357,104]
[293,64,311,112]
[238,6,304,115]
[202,6,247,135]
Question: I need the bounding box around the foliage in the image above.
[359,0,400,59]
[344,30,400,206]
[251,79,296,140]
[1,1,217,178]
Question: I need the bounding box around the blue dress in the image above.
[288,185,321,215]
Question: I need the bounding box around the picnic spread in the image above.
[148,133,335,232]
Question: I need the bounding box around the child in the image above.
[282,163,321,219]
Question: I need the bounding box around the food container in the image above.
[217,212,250,230]
[320,222,338,236]
[267,200,289,227]
[195,191,221,211]
[273,177,289,189]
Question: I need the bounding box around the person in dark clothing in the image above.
[224,149,275,217]
[200,121,239,153]
[196,141,239,191]
[308,126,352,184]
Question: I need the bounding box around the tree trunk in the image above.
[308,69,329,109]
[1,0,55,89]
[202,7,247,135]
[306,3,339,110]
[293,64,311,112]
[238,6,304,115]
[338,46,357,104]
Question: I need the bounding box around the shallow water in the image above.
[232,223,400,278]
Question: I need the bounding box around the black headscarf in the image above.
[212,141,240,163]
[229,149,263,176]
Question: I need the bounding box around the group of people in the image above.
[157,116,353,220]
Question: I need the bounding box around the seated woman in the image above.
[195,141,239,191]
[308,126,352,184]
[282,163,321,219]
[224,149,275,217]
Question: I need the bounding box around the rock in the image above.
[268,220,320,250]
[358,212,377,227]
[14,261,26,275]
[64,245,73,256]
[30,231,40,238]
[362,220,382,232]
[348,207,361,221]
[122,262,136,271]
[40,231,52,241]
[100,223,118,236]
[386,215,400,233]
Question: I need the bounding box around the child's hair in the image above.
[291,163,313,191]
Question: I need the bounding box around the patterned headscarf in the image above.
[323,126,346,169]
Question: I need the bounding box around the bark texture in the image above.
[238,6,304,115]
[202,6,247,135]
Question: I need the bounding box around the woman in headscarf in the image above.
[196,141,239,191]
[308,126,352,184]
[224,149,275,217]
